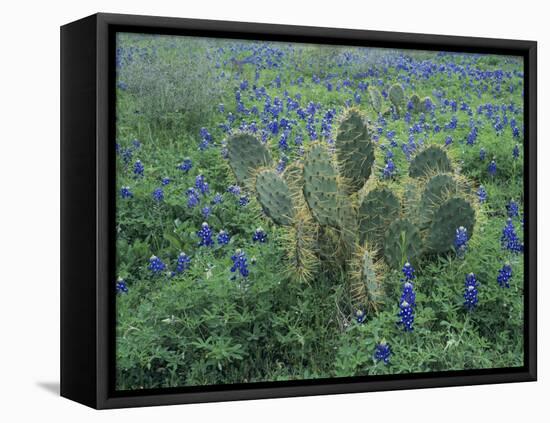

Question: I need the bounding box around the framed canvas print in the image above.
[60,13,537,409]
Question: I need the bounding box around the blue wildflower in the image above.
[161,177,170,186]
[239,196,249,206]
[501,218,523,253]
[116,277,128,294]
[382,159,396,179]
[374,341,392,365]
[513,144,520,159]
[133,159,144,177]
[397,264,416,332]
[355,309,366,324]
[212,193,223,204]
[497,262,512,288]
[230,249,249,278]
[507,200,520,218]
[454,226,469,258]
[252,227,268,243]
[152,187,164,202]
[444,136,453,147]
[227,185,241,196]
[197,222,214,247]
[217,230,230,245]
[488,160,497,177]
[479,148,486,161]
[202,206,211,219]
[120,186,133,199]
[463,273,479,311]
[175,252,191,274]
[477,185,487,203]
[178,158,193,172]
[402,262,415,281]
[148,255,166,275]
[195,175,209,195]
[186,187,200,208]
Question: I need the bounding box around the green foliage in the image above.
[383,218,423,269]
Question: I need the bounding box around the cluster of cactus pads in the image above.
[369,83,433,116]
[225,108,476,316]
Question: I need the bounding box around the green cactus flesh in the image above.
[418,174,458,227]
[368,86,383,113]
[303,143,341,228]
[410,93,422,113]
[255,169,294,226]
[358,187,400,248]
[427,197,475,254]
[335,110,375,193]
[389,84,405,111]
[351,249,383,310]
[409,146,452,178]
[383,218,423,269]
[227,133,272,184]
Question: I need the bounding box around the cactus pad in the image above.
[255,169,294,226]
[389,84,405,111]
[368,86,383,113]
[383,218,423,269]
[335,110,375,193]
[418,174,458,227]
[350,247,384,311]
[409,146,452,178]
[303,143,341,227]
[409,93,422,113]
[427,197,475,254]
[358,187,400,248]
[227,133,272,184]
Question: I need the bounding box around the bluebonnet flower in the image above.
[195,175,209,195]
[397,263,416,332]
[501,218,523,253]
[374,341,392,365]
[133,159,144,177]
[497,262,513,288]
[382,159,396,179]
[454,226,468,258]
[444,136,453,147]
[488,160,497,177]
[355,309,366,324]
[507,200,520,218]
[175,252,191,274]
[116,277,128,294]
[161,177,170,186]
[513,144,520,159]
[230,249,249,278]
[512,126,520,138]
[197,222,214,247]
[479,148,486,161]
[152,187,164,202]
[467,127,478,145]
[132,139,141,149]
[463,273,479,311]
[239,196,249,206]
[477,185,487,203]
[227,185,241,196]
[253,227,268,243]
[218,103,225,113]
[199,127,212,150]
[178,158,193,172]
[201,206,211,219]
[120,186,133,199]
[212,193,223,204]
[148,255,166,275]
[217,230,230,245]
[186,187,200,208]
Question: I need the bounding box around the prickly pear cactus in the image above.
[417,174,458,228]
[358,187,400,249]
[409,93,422,113]
[282,208,318,284]
[350,246,385,311]
[427,197,475,254]
[409,146,452,178]
[383,218,423,269]
[227,133,272,184]
[255,169,294,226]
[368,86,383,113]
[335,110,375,193]
[389,84,405,112]
[303,143,341,228]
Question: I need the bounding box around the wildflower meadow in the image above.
[115,33,525,390]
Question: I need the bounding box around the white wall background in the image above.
[0,0,546,421]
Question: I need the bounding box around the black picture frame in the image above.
[60,12,537,409]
